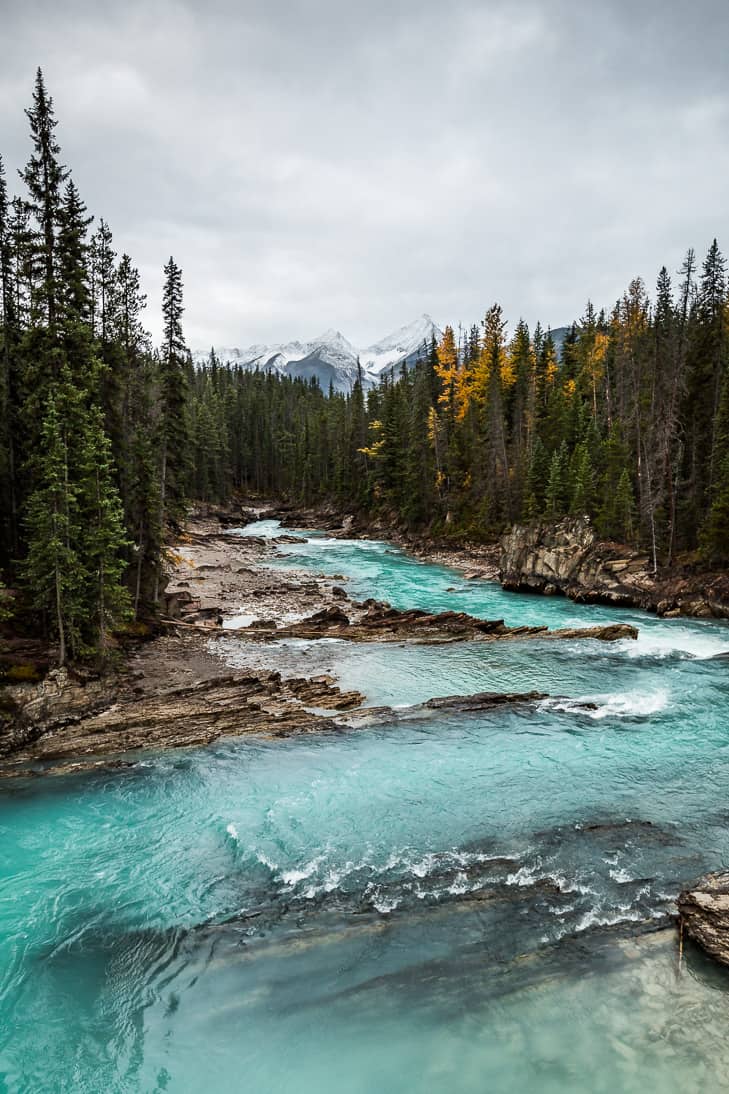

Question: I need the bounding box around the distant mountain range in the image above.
[192,315,442,393]
[192,316,572,394]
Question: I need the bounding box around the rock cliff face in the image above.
[0,668,117,758]
[678,874,729,967]
[500,518,652,607]
[499,517,729,618]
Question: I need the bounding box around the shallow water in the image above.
[2,521,729,1092]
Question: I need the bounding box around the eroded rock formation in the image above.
[0,670,365,776]
[499,517,729,618]
[227,603,638,644]
[678,873,729,967]
[0,681,577,778]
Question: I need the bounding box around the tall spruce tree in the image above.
[21,68,68,330]
[154,257,189,598]
[23,383,84,665]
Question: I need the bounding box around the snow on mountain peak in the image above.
[192,316,443,393]
[361,314,441,377]
[365,314,434,352]
[310,328,355,352]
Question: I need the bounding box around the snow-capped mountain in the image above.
[192,314,442,393]
[359,314,441,378]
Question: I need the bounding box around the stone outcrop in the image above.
[678,873,729,966]
[500,518,653,606]
[499,517,729,618]
[0,679,580,778]
[0,667,119,758]
[225,602,638,644]
[342,691,551,728]
[0,670,365,777]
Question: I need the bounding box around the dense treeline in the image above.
[3,70,729,666]
[0,70,190,662]
[188,250,729,570]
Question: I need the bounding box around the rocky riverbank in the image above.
[262,501,729,618]
[0,507,638,776]
[500,517,729,619]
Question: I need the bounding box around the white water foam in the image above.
[280,854,326,887]
[303,537,389,552]
[541,689,669,720]
[619,626,729,661]
[506,862,543,887]
[572,904,666,934]
[506,863,596,897]
[223,613,256,629]
[384,847,510,878]
[447,871,470,895]
[255,850,278,871]
[234,520,288,538]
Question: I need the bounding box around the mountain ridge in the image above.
[191,314,443,392]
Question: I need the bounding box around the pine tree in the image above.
[525,436,549,516]
[701,371,729,563]
[545,447,566,517]
[57,179,93,328]
[0,154,19,555]
[77,406,130,651]
[20,68,68,329]
[569,443,594,515]
[23,385,84,665]
[614,468,637,544]
[155,257,189,597]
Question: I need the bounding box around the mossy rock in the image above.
[115,621,154,640]
[2,663,43,683]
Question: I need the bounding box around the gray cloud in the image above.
[2,0,729,348]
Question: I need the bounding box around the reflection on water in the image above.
[2,520,729,1092]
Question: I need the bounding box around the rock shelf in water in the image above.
[678,873,729,967]
[224,603,638,644]
[0,681,592,777]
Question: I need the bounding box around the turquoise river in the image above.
[3,520,729,1093]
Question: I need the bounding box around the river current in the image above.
[2,521,729,1092]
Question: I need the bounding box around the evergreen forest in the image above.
[2,71,729,663]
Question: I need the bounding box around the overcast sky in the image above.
[2,0,729,349]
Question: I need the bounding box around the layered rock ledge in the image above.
[500,517,729,618]
[223,603,638,644]
[0,668,363,776]
[0,683,566,778]
[678,873,729,966]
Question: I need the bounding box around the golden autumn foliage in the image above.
[542,339,559,386]
[358,420,385,460]
[434,307,521,422]
[426,407,440,447]
[434,326,458,405]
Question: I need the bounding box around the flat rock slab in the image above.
[224,605,638,645]
[0,671,364,776]
[1,685,571,778]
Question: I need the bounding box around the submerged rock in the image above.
[678,873,729,966]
